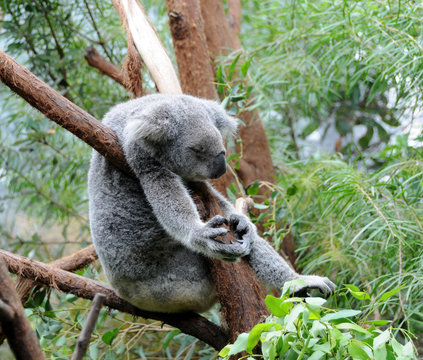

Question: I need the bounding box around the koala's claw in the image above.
[236,238,251,252]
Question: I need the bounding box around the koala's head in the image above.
[124,95,238,181]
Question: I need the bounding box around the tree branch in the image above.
[0,245,98,346]
[72,293,106,360]
[0,249,228,350]
[112,0,181,94]
[0,50,131,174]
[0,257,45,360]
[84,46,129,91]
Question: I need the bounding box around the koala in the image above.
[88,94,335,313]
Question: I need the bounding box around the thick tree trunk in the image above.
[199,0,275,188]
[190,182,268,343]
[0,257,45,360]
[166,0,217,99]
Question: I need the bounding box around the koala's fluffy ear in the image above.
[214,114,238,139]
[124,103,177,144]
[206,103,238,139]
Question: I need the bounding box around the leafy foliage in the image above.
[245,138,423,340]
[241,0,423,153]
[219,282,417,360]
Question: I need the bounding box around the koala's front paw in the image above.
[192,215,251,262]
[291,275,336,296]
[229,214,256,246]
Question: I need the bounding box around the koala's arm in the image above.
[206,183,335,294]
[123,142,250,261]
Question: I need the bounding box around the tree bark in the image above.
[15,245,97,307]
[199,0,275,188]
[190,182,269,343]
[166,0,217,99]
[0,249,228,350]
[0,257,45,360]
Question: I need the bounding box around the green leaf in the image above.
[265,295,290,317]
[226,332,249,356]
[241,60,251,77]
[102,328,120,345]
[321,310,361,322]
[226,153,240,163]
[364,320,390,326]
[374,329,390,349]
[286,184,297,196]
[284,304,305,332]
[247,181,260,196]
[254,203,269,209]
[162,329,180,349]
[380,286,404,302]
[246,323,280,353]
[228,55,241,81]
[305,297,327,307]
[218,345,231,358]
[336,322,371,335]
[348,342,371,360]
[308,350,325,360]
[374,344,387,360]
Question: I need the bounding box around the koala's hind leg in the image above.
[247,236,335,295]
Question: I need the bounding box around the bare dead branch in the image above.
[0,249,228,350]
[72,293,106,360]
[0,257,45,360]
[112,0,181,94]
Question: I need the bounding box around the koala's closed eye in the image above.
[189,146,206,156]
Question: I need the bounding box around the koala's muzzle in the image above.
[211,152,226,179]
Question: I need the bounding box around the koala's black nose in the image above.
[211,152,226,179]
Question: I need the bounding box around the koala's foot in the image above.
[289,275,336,296]
[191,215,251,262]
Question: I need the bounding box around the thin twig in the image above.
[72,293,106,360]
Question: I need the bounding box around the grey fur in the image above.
[88,94,335,313]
